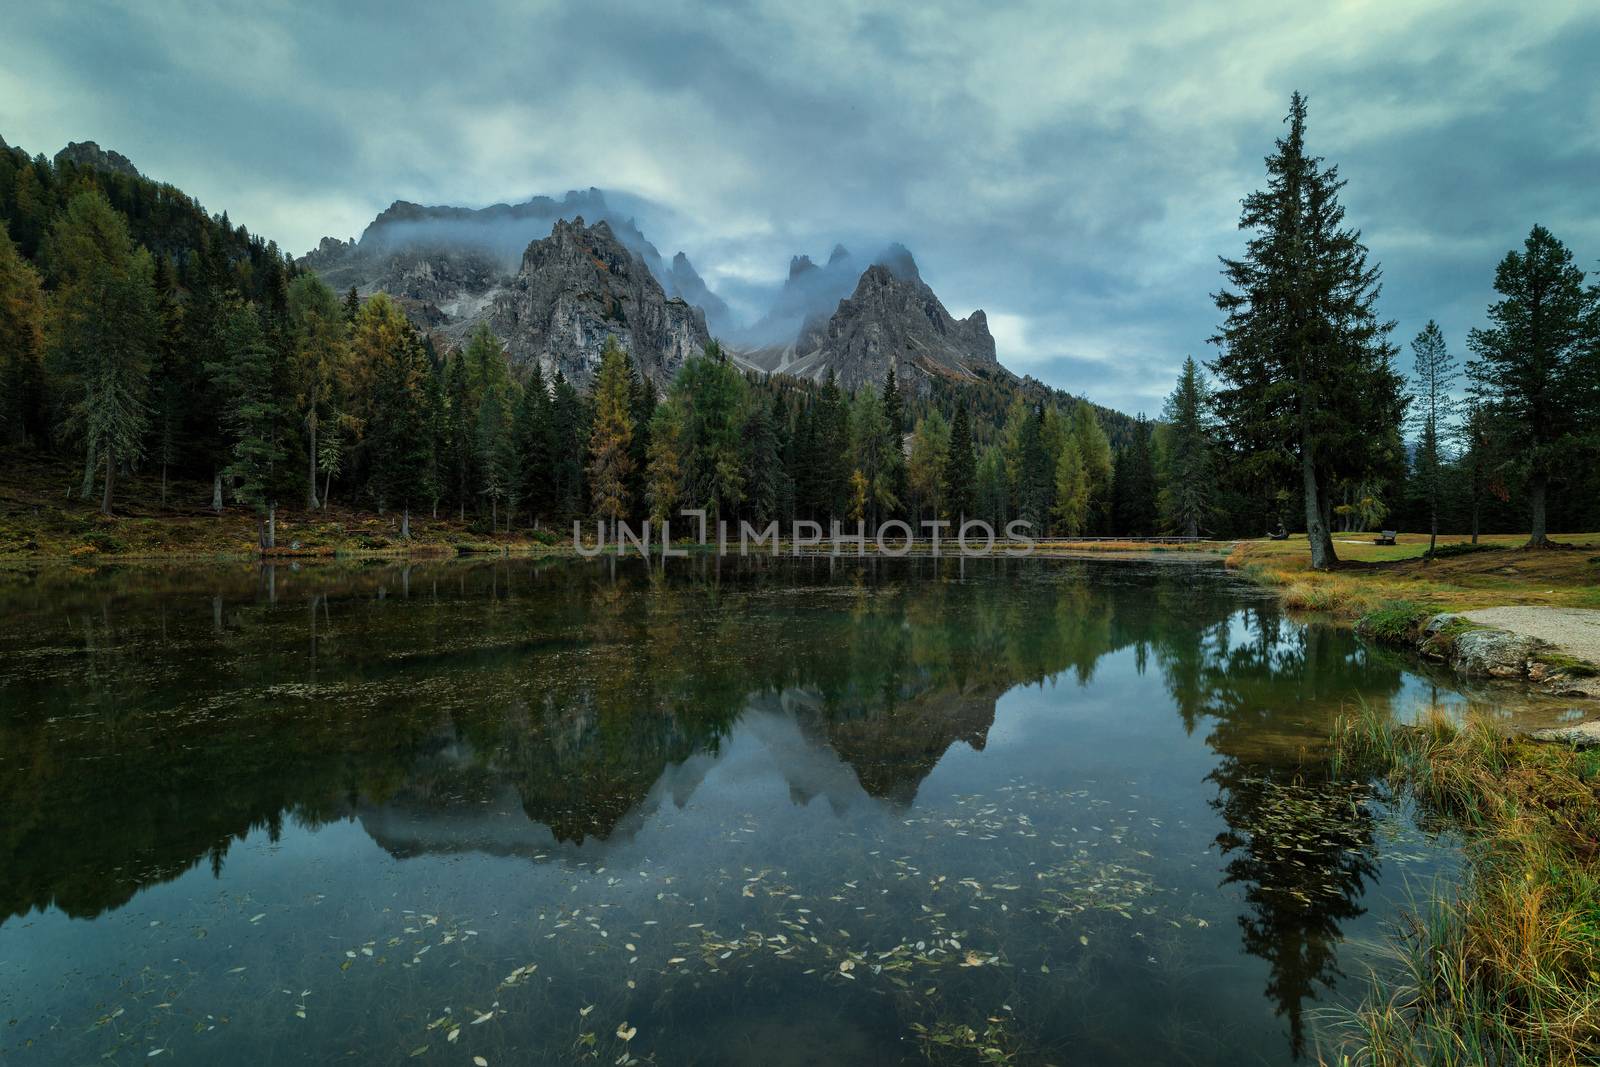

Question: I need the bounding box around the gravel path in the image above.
[1462,607,1600,666]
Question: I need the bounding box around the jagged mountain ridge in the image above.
[298,186,1006,393]
[487,216,710,386]
[301,187,733,336]
[738,246,1000,392]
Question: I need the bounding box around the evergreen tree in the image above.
[372,327,435,537]
[942,402,976,523]
[1052,436,1090,535]
[148,254,185,506]
[287,274,347,509]
[1157,356,1215,537]
[741,392,784,525]
[1210,92,1404,569]
[0,228,46,445]
[443,350,475,520]
[881,365,907,519]
[1466,225,1595,546]
[1069,401,1114,532]
[514,361,554,525]
[474,383,515,530]
[848,384,900,531]
[550,371,586,520]
[43,189,158,514]
[587,339,635,523]
[906,410,949,523]
[1111,417,1158,535]
[342,286,359,323]
[813,369,849,520]
[209,301,290,526]
[1408,321,1457,556]
[646,400,685,523]
[974,445,1009,526]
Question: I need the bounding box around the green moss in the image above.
[1354,600,1431,645]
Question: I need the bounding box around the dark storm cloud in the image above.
[2,1,1596,415]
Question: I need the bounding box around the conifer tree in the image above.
[1466,225,1594,546]
[1052,437,1090,535]
[210,301,290,530]
[1111,417,1158,536]
[942,403,976,523]
[646,400,684,524]
[1157,357,1215,538]
[287,274,347,509]
[43,189,159,514]
[587,339,635,524]
[550,371,586,519]
[906,410,949,523]
[1408,321,1457,557]
[372,328,435,538]
[514,361,554,526]
[0,228,46,446]
[1069,401,1113,532]
[1210,92,1403,569]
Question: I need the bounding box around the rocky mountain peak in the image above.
[54,141,139,178]
[488,216,709,387]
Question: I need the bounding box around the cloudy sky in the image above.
[3,1,1597,414]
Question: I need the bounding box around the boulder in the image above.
[1527,720,1600,748]
[1451,628,1545,679]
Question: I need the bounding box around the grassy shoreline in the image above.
[1320,706,1600,1065]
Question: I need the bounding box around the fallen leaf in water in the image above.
[580,1005,594,1017]
[616,1022,637,1041]
[474,1059,488,1067]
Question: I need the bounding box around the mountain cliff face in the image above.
[302,187,1008,393]
[488,217,710,386]
[737,248,999,392]
[53,141,140,178]
[300,188,735,339]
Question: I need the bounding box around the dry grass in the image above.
[1229,534,1600,623]
[1321,706,1600,1065]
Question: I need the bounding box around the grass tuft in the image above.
[1320,706,1600,1065]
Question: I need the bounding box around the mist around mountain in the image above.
[302,187,1004,393]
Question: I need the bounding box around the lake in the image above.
[0,555,1480,1064]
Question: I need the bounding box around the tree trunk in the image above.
[323,466,333,510]
[401,507,411,541]
[1527,474,1548,547]
[1301,449,1334,570]
[491,497,498,531]
[1471,496,1480,544]
[160,462,168,509]
[100,444,115,516]
[307,402,320,510]
[266,504,277,549]
[81,444,97,500]
[1427,492,1438,560]
[212,473,224,513]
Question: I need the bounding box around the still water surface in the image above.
[0,556,1476,1064]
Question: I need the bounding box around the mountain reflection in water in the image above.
[0,556,1476,1064]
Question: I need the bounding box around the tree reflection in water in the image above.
[0,555,1436,1061]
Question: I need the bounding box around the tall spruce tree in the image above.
[942,402,976,524]
[1210,92,1404,569]
[1157,357,1215,537]
[1408,321,1457,557]
[1111,417,1158,536]
[210,301,291,534]
[1466,225,1594,547]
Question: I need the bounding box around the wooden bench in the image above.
[1374,530,1397,546]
